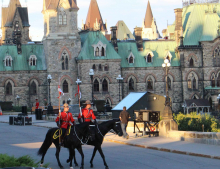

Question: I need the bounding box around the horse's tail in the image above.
[38,128,53,156]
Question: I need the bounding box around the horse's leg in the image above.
[97,146,109,169]
[76,146,84,169]
[90,147,98,168]
[67,148,78,167]
[55,145,63,169]
[68,148,74,169]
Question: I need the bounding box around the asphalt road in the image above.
[1,123,220,169]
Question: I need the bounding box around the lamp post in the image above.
[47,74,52,106]
[116,74,123,102]
[89,69,94,105]
[16,95,20,106]
[162,59,171,107]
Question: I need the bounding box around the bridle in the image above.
[98,121,121,137]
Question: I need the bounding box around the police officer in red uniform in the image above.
[55,103,75,146]
[78,100,97,124]
[35,99,39,109]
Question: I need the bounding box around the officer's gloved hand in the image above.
[56,122,60,128]
[78,118,82,124]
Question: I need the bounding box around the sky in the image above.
[1,0,182,41]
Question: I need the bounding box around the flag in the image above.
[58,85,64,98]
[75,84,81,99]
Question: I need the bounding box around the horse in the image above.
[38,122,90,169]
[67,119,123,169]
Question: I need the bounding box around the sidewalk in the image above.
[1,114,220,160]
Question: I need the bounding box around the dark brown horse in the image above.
[38,122,90,169]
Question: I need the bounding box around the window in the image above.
[129,78,135,91]
[193,78,196,89]
[167,76,171,90]
[61,51,69,70]
[217,76,220,87]
[94,79,99,92]
[98,64,102,71]
[6,82,12,95]
[92,64,96,70]
[188,79,192,89]
[147,78,153,90]
[30,81,37,95]
[129,56,134,64]
[147,54,152,63]
[211,75,215,87]
[95,47,99,56]
[59,14,63,25]
[63,14,67,25]
[104,65,108,71]
[214,46,220,57]
[102,79,108,92]
[63,80,68,93]
[189,58,194,67]
[29,55,37,66]
[4,56,13,67]
[101,47,105,56]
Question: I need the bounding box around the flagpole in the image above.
[76,79,82,123]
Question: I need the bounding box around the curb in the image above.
[104,138,220,160]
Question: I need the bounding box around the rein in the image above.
[97,121,121,137]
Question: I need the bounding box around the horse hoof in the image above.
[40,163,43,167]
[80,167,84,169]
[70,167,74,169]
[75,163,78,167]
[105,167,109,169]
[67,159,70,163]
[90,164,93,168]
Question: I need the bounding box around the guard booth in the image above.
[112,92,166,120]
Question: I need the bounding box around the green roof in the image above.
[78,31,121,60]
[119,40,179,68]
[0,44,46,71]
[116,20,135,40]
[182,3,220,45]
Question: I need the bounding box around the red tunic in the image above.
[55,111,75,129]
[78,108,96,122]
[35,102,39,109]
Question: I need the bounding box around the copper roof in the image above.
[85,0,106,31]
[144,1,153,28]
[44,0,78,10]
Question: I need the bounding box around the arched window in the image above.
[94,79,99,92]
[192,95,197,99]
[129,78,135,91]
[92,64,96,70]
[217,76,220,87]
[61,51,68,70]
[104,65,108,71]
[101,47,105,56]
[6,59,8,66]
[59,14,63,25]
[29,55,37,66]
[63,80,68,93]
[147,54,152,63]
[167,76,171,90]
[147,78,153,90]
[189,58,194,67]
[211,75,215,87]
[214,46,220,57]
[193,78,196,89]
[5,55,13,67]
[102,79,108,92]
[63,13,67,25]
[98,64,102,71]
[95,47,99,56]
[129,56,134,64]
[188,79,192,89]
[30,81,37,95]
[6,82,12,95]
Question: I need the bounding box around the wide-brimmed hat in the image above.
[83,100,92,105]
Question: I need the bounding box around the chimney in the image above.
[134,27,143,51]
[111,26,118,52]
[174,8,183,46]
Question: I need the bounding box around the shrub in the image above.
[12,106,22,112]
[173,112,220,132]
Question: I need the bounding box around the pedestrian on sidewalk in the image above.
[35,99,39,109]
[119,106,131,139]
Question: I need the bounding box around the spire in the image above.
[5,0,21,27]
[68,0,78,9]
[43,0,78,10]
[85,0,106,31]
[144,0,153,28]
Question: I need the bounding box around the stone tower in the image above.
[1,0,30,44]
[42,0,81,105]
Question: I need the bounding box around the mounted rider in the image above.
[78,100,97,141]
[55,103,75,146]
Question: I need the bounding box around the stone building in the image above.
[1,0,220,114]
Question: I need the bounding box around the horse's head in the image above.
[112,119,123,137]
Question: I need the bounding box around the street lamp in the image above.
[116,74,123,102]
[89,69,94,105]
[16,95,20,106]
[162,59,171,107]
[47,74,52,106]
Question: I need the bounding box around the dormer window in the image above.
[128,52,135,64]
[165,51,172,63]
[4,55,13,67]
[29,55,37,66]
[146,51,154,63]
[92,41,107,57]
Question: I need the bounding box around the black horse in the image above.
[67,119,123,169]
[38,122,90,169]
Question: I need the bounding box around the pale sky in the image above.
[1,0,182,41]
